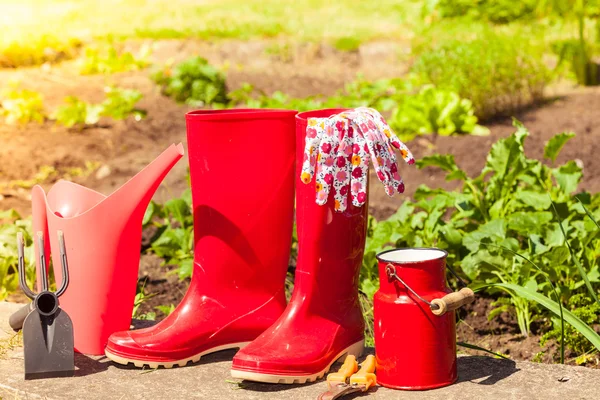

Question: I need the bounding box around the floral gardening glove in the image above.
[301,108,414,212]
[349,107,415,196]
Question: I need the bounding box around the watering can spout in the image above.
[106,143,185,222]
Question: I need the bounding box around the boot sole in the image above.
[230,339,364,384]
[105,341,251,369]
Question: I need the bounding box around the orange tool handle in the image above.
[327,355,358,384]
[349,355,377,390]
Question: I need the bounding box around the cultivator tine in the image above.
[37,232,49,292]
[17,232,36,300]
[55,231,69,297]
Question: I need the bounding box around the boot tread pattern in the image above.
[105,342,250,369]
[229,339,364,384]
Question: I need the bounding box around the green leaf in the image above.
[578,197,600,231]
[463,219,506,252]
[485,123,528,180]
[507,211,552,234]
[164,198,191,226]
[386,201,415,224]
[483,282,600,352]
[550,201,600,306]
[515,191,551,210]
[415,154,467,181]
[360,278,379,299]
[470,125,491,136]
[143,201,157,226]
[542,223,564,248]
[178,258,193,280]
[0,209,20,220]
[155,304,176,316]
[457,342,509,359]
[544,132,575,162]
[440,225,463,247]
[365,221,395,254]
[552,161,582,195]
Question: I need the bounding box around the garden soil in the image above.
[2,39,600,368]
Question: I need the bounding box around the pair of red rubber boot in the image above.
[105,108,368,383]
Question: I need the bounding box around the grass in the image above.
[0,331,22,360]
[0,0,421,67]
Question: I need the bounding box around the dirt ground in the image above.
[2,40,598,218]
[2,39,599,367]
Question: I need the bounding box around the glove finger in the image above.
[301,118,328,184]
[349,123,369,208]
[314,118,338,205]
[332,117,352,212]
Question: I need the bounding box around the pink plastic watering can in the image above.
[31,143,184,355]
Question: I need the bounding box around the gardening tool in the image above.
[30,143,184,355]
[18,230,74,380]
[317,355,377,400]
[105,109,297,368]
[230,109,369,383]
[374,248,475,390]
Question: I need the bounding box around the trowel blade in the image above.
[22,308,74,380]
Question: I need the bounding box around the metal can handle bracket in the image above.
[385,264,475,316]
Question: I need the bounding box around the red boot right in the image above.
[231,109,368,383]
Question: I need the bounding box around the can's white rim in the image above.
[378,248,446,263]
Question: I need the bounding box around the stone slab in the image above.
[1,301,599,400]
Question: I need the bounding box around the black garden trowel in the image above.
[17,230,74,380]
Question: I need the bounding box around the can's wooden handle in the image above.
[430,287,475,316]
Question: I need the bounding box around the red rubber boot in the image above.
[105,109,297,368]
[230,109,367,384]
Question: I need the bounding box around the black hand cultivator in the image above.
[16,231,74,380]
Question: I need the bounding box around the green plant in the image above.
[425,0,537,24]
[539,0,600,86]
[0,210,35,300]
[362,121,600,343]
[143,190,194,280]
[78,44,149,75]
[552,39,599,86]
[53,96,102,128]
[481,281,600,357]
[0,87,45,124]
[233,78,488,140]
[333,37,361,52]
[412,30,550,120]
[388,85,489,141]
[229,76,410,112]
[152,56,228,106]
[264,43,294,62]
[542,293,600,363]
[132,281,157,321]
[155,304,176,317]
[52,87,145,128]
[0,35,80,68]
[1,166,57,190]
[100,87,146,120]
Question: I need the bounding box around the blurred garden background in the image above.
[1,0,600,367]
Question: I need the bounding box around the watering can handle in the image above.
[430,288,475,316]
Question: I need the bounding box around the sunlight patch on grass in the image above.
[0,0,420,67]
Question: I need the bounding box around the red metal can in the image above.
[374,248,458,390]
